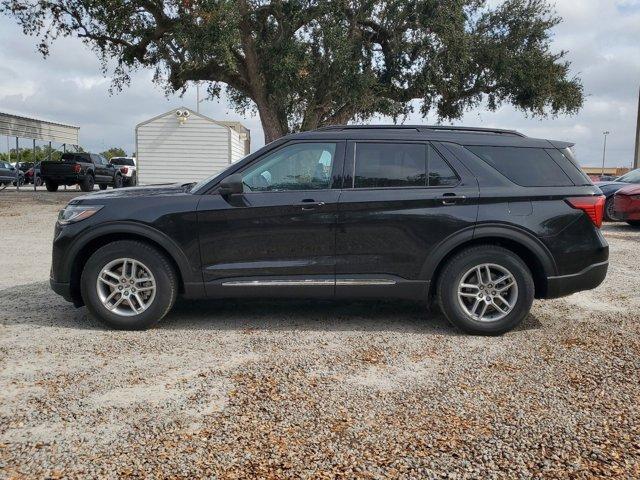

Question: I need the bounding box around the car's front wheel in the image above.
[80,240,178,330]
[437,245,535,335]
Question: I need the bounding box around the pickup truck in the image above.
[41,152,124,192]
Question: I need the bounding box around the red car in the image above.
[614,184,640,227]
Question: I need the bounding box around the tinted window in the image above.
[354,143,426,188]
[467,146,573,187]
[110,158,135,166]
[545,148,591,185]
[353,143,458,188]
[242,142,336,191]
[428,148,459,186]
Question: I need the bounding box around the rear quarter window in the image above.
[466,146,574,187]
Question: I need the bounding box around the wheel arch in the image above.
[67,223,195,306]
[424,225,557,300]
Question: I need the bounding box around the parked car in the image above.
[595,168,640,221]
[50,125,608,334]
[18,161,34,173]
[613,184,640,227]
[25,162,43,186]
[109,157,137,186]
[0,162,25,187]
[40,152,124,192]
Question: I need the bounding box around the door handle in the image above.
[300,199,326,211]
[436,193,466,205]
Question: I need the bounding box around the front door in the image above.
[335,141,479,299]
[197,141,345,298]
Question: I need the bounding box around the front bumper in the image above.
[545,261,609,299]
[50,278,73,302]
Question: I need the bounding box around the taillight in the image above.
[566,195,605,228]
[120,167,128,174]
[73,163,81,173]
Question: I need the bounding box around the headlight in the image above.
[57,205,103,225]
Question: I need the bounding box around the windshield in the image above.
[615,169,640,183]
[189,155,250,193]
[110,157,135,166]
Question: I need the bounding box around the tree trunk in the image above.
[258,103,287,144]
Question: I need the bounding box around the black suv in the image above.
[50,126,608,334]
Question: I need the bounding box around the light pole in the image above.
[601,131,610,177]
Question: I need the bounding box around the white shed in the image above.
[135,107,250,185]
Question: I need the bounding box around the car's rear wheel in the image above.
[114,174,123,189]
[437,245,535,335]
[45,180,59,192]
[604,197,620,222]
[99,184,108,190]
[80,175,94,192]
[35,176,43,187]
[81,241,178,330]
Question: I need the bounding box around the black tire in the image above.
[99,184,108,190]
[128,173,137,186]
[35,177,43,187]
[627,220,640,228]
[436,245,535,335]
[604,196,619,222]
[45,180,59,192]
[80,175,95,192]
[113,174,123,189]
[80,240,178,330]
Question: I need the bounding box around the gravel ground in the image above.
[1,193,639,479]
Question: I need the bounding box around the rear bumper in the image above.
[545,261,609,299]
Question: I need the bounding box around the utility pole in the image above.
[601,131,610,176]
[634,86,640,169]
[196,83,205,113]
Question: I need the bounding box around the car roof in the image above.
[284,125,573,149]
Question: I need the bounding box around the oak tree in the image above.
[2,0,584,142]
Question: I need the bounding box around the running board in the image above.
[221,279,397,287]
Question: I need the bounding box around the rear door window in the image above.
[353,143,458,188]
[466,146,573,187]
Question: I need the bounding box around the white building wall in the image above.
[137,109,232,185]
[229,128,245,163]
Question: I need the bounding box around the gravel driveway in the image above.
[1,193,639,478]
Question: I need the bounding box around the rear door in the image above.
[91,154,109,182]
[335,140,479,299]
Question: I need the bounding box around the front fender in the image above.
[61,221,201,288]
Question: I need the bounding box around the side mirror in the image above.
[218,174,244,196]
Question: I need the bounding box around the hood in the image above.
[616,184,640,196]
[594,181,628,188]
[71,183,192,203]
[594,181,629,195]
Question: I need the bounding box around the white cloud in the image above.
[0,0,638,167]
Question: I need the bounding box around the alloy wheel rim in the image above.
[457,263,518,323]
[96,258,156,317]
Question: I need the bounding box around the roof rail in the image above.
[314,124,526,137]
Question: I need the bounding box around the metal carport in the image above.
[0,111,80,190]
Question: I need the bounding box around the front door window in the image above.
[242,143,336,192]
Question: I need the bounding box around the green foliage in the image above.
[100,147,127,160]
[0,145,63,163]
[1,0,584,141]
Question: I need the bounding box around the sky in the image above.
[0,0,639,167]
